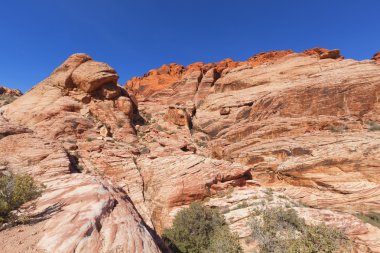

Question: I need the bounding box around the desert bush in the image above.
[0,174,41,224]
[250,207,348,253]
[207,226,242,253]
[356,212,380,228]
[235,201,249,210]
[368,121,380,131]
[156,124,168,132]
[0,94,17,105]
[163,202,242,253]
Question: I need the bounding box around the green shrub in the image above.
[86,137,96,142]
[369,122,380,131]
[0,174,41,224]
[163,202,242,253]
[207,226,242,253]
[356,212,380,228]
[0,94,17,105]
[156,125,168,132]
[250,207,348,253]
[235,201,249,210]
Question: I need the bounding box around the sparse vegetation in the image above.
[0,94,17,105]
[368,121,380,131]
[356,212,380,229]
[163,202,242,253]
[264,188,273,195]
[235,201,249,210]
[155,124,168,132]
[144,113,153,124]
[195,140,208,148]
[116,120,125,128]
[250,206,349,253]
[327,125,347,133]
[139,145,150,154]
[86,137,96,142]
[0,173,42,225]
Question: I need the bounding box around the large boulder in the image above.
[72,60,119,93]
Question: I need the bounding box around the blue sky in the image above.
[0,0,379,92]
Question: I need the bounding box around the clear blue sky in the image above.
[0,0,379,92]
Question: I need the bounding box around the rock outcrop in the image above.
[124,48,380,252]
[1,47,380,253]
[0,86,22,96]
[0,54,163,253]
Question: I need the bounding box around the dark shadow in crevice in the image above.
[119,191,170,253]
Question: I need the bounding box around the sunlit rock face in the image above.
[124,48,380,252]
[1,47,380,253]
[0,54,163,253]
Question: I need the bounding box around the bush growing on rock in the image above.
[0,94,17,105]
[163,202,242,253]
[0,174,41,225]
[250,207,349,253]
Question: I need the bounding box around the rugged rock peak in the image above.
[49,53,119,94]
[125,48,345,100]
[2,53,136,140]
[126,59,242,99]
[126,63,185,98]
[0,86,22,96]
[246,50,294,66]
[303,47,343,59]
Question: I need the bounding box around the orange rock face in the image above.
[0,54,163,253]
[125,51,297,101]
[123,48,380,252]
[303,47,344,59]
[246,49,294,66]
[1,48,380,253]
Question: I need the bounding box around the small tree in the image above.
[163,202,242,253]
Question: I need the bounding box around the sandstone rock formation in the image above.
[1,48,380,253]
[0,54,163,253]
[124,48,380,252]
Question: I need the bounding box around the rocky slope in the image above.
[124,48,380,252]
[0,48,379,252]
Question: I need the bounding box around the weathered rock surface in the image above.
[0,54,163,253]
[125,48,380,252]
[71,60,119,93]
[1,47,380,252]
